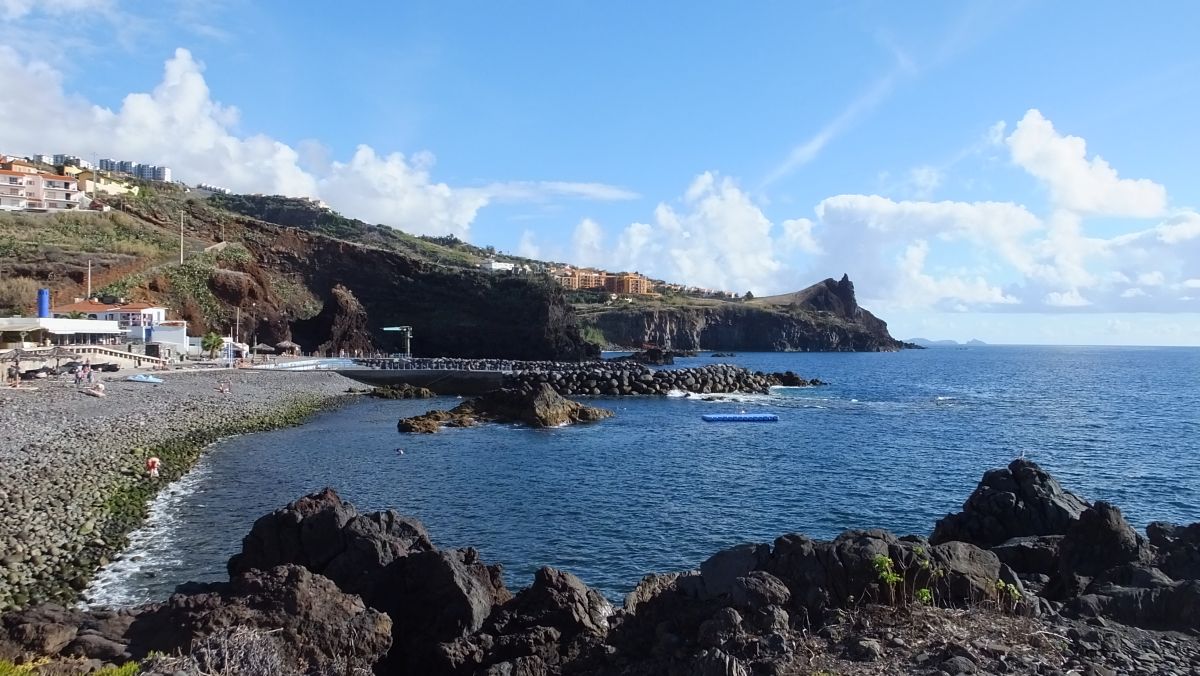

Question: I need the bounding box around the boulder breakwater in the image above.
[0,370,355,613]
[2,460,1197,674]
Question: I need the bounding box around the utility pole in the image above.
[235,306,240,344]
[179,211,185,264]
[86,260,92,298]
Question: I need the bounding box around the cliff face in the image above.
[589,275,904,352]
[242,227,598,360]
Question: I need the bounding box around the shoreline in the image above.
[0,369,358,611]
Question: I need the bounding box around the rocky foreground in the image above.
[0,370,355,613]
[1,460,1197,675]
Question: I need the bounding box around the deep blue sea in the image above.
[86,346,1200,606]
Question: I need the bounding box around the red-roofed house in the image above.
[52,299,168,336]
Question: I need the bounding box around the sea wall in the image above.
[0,370,355,611]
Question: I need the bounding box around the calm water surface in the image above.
[87,346,1200,606]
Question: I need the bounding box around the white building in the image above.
[0,317,124,348]
[480,260,516,273]
[52,299,169,340]
[0,170,86,211]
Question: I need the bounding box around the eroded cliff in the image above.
[587,275,905,351]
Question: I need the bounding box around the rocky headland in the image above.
[585,276,910,352]
[0,370,356,613]
[2,459,1198,675]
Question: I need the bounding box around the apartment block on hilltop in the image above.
[551,267,652,295]
[98,157,172,182]
[0,159,87,211]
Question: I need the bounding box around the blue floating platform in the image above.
[126,374,164,384]
[701,413,779,423]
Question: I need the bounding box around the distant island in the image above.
[907,337,989,347]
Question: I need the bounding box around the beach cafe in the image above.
[0,317,124,349]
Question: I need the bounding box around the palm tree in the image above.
[201,332,223,359]
[64,311,87,319]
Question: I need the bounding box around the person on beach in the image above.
[215,379,231,394]
[146,456,161,479]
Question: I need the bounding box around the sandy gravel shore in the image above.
[0,368,357,610]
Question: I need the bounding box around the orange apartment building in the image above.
[552,268,652,295]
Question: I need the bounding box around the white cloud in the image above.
[1044,289,1091,307]
[0,0,110,20]
[893,240,1018,308]
[779,218,821,254]
[907,165,943,199]
[1120,288,1147,298]
[571,218,605,267]
[578,173,789,293]
[0,47,630,239]
[1136,271,1165,287]
[1183,279,1200,289]
[1006,109,1167,217]
[516,230,540,259]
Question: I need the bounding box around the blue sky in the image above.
[2,1,1199,344]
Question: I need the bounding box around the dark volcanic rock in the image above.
[398,383,613,432]
[991,535,1063,576]
[373,547,512,674]
[0,566,392,674]
[931,459,1090,548]
[128,565,392,669]
[1147,521,1200,580]
[370,383,436,399]
[1057,502,1152,595]
[227,488,433,597]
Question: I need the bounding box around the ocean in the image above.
[85,346,1200,606]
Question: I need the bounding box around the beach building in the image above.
[52,299,169,341]
[0,317,123,348]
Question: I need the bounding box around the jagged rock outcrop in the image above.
[311,284,375,356]
[369,383,437,399]
[227,487,434,597]
[0,565,392,674]
[398,383,614,433]
[588,275,905,352]
[931,458,1090,548]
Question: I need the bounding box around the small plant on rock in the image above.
[995,580,1022,612]
[915,587,934,605]
[872,554,903,604]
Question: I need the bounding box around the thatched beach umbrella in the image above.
[0,348,45,363]
[252,343,276,354]
[42,346,81,368]
[275,340,300,356]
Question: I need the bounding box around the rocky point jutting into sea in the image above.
[1,459,1196,675]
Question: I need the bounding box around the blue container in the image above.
[37,288,50,318]
[701,413,779,423]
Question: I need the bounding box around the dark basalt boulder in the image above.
[991,535,1063,576]
[0,566,392,674]
[1147,521,1200,580]
[930,459,1090,548]
[1070,580,1200,630]
[370,383,437,399]
[1057,502,1153,596]
[398,383,613,433]
[227,488,433,597]
[373,547,512,674]
[770,371,809,387]
[437,567,613,674]
[608,348,676,365]
[128,565,392,669]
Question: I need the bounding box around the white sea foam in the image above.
[82,463,214,609]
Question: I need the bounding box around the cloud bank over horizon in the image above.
[0,47,636,240]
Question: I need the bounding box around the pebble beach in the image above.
[0,368,356,610]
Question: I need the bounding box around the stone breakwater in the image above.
[502,362,820,397]
[0,370,355,612]
[1,461,1197,675]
